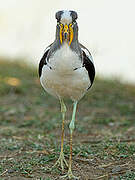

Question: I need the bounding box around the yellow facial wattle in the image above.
[60,24,63,44]
[69,24,73,45]
[59,23,73,45]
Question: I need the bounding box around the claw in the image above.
[60,169,79,179]
[52,152,68,171]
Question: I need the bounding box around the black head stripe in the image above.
[70,11,78,22]
[55,11,63,22]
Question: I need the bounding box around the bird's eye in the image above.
[72,21,76,26]
[69,23,73,28]
[57,23,64,28]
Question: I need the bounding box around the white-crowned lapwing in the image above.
[39,10,95,179]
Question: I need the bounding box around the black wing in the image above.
[38,46,51,77]
[80,44,95,89]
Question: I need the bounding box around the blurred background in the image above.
[0,0,135,83]
[1,1,135,179]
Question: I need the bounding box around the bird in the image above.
[38,10,95,179]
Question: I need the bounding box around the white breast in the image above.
[48,43,82,74]
[40,43,90,101]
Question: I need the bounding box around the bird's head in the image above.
[55,10,78,45]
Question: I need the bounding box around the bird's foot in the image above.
[60,169,79,180]
[52,151,68,171]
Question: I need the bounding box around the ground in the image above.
[0,59,135,180]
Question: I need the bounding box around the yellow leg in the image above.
[61,99,65,155]
[52,99,68,171]
[61,101,79,179]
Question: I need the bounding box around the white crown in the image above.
[60,10,72,24]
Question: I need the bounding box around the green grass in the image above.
[0,59,135,179]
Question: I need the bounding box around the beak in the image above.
[59,24,73,45]
[63,24,69,41]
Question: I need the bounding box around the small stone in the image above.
[112,166,121,173]
[8,169,15,173]
[109,122,114,126]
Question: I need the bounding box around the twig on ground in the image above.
[0,169,8,176]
